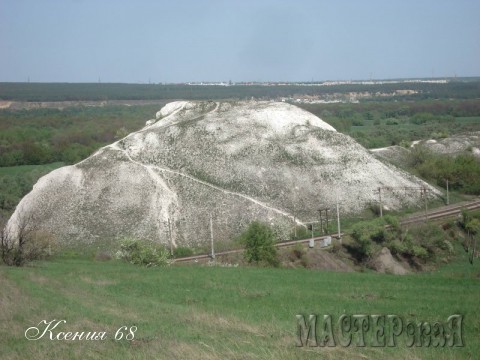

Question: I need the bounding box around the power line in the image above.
[373,186,430,219]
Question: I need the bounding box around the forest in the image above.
[1,78,480,102]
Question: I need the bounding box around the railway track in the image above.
[174,198,480,263]
[174,233,342,263]
[400,199,480,225]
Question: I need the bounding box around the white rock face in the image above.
[9,101,438,249]
[416,132,480,158]
[155,100,189,120]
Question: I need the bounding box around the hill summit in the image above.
[9,101,436,248]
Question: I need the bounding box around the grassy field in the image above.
[1,249,479,360]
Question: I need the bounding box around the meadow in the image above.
[1,83,479,359]
[1,248,479,360]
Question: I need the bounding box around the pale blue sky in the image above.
[1,0,479,83]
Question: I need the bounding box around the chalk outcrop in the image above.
[370,247,409,275]
[9,101,438,248]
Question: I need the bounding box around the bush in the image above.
[410,112,434,125]
[399,140,411,148]
[407,145,432,167]
[385,118,398,125]
[287,244,309,267]
[351,219,385,258]
[351,216,403,259]
[388,240,407,255]
[291,243,305,260]
[115,239,169,267]
[351,216,457,262]
[410,152,480,195]
[240,221,279,267]
[353,235,374,258]
[384,215,401,232]
[441,240,454,253]
[392,224,447,260]
[465,218,480,235]
[411,245,428,259]
[1,212,55,266]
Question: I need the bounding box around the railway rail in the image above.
[174,234,342,263]
[400,199,480,225]
[174,198,480,263]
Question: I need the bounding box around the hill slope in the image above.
[9,101,437,248]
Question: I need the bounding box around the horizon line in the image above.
[1,76,480,85]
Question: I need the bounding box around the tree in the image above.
[465,219,480,235]
[240,221,279,267]
[0,210,52,266]
[464,218,480,265]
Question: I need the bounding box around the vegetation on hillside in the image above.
[115,239,170,267]
[0,105,160,167]
[240,221,279,267]
[347,210,480,272]
[0,210,55,266]
[350,215,452,262]
[407,146,480,195]
[299,99,480,148]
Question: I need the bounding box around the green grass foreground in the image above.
[1,254,479,359]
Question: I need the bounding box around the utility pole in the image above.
[293,202,297,239]
[167,217,173,256]
[376,186,431,220]
[423,187,429,221]
[210,213,215,260]
[317,209,323,234]
[378,187,383,217]
[292,186,299,239]
[446,179,449,205]
[293,185,298,239]
[470,232,476,265]
[317,208,330,235]
[325,209,329,234]
[336,193,341,241]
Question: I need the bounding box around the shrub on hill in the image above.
[115,239,170,267]
[351,217,389,258]
[350,216,449,262]
[408,146,480,195]
[240,221,279,267]
[0,212,54,266]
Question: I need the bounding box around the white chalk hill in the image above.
[10,101,437,248]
